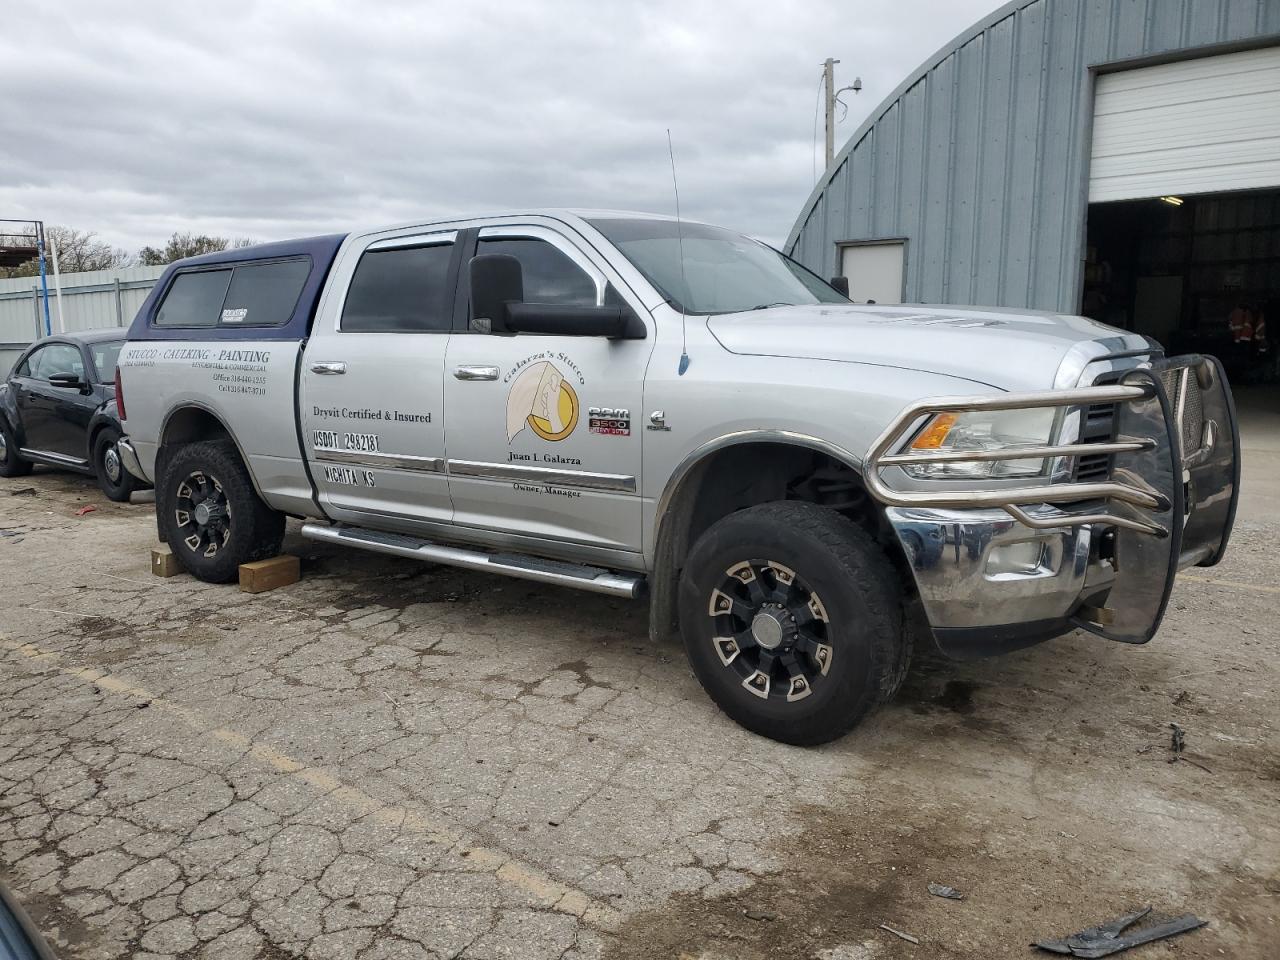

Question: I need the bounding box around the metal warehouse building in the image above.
[788,0,1279,380]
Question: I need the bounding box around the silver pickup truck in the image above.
[115,210,1239,744]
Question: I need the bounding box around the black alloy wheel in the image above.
[708,559,833,704]
[174,470,232,559]
[679,501,908,745]
[157,440,284,583]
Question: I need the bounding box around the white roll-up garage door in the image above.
[1089,45,1280,203]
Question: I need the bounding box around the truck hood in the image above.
[707,304,1149,391]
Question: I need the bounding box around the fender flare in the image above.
[647,429,867,646]
[157,401,269,502]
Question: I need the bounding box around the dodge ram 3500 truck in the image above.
[115,210,1239,745]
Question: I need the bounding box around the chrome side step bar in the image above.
[300,522,646,599]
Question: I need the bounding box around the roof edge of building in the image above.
[784,0,1038,254]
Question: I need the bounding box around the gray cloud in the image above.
[0,0,1002,252]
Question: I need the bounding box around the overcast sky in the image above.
[1,0,1003,254]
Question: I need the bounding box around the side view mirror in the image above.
[48,372,86,390]
[469,254,646,339]
[830,276,850,297]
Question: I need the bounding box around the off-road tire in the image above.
[0,417,33,478]
[92,427,136,502]
[678,501,907,745]
[157,440,285,583]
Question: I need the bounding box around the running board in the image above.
[299,522,646,599]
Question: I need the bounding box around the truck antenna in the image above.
[667,129,690,376]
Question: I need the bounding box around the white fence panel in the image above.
[0,265,166,360]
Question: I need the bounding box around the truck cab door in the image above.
[300,230,460,526]
[443,224,654,555]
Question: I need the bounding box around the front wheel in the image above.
[93,428,137,502]
[678,501,908,746]
[157,440,285,583]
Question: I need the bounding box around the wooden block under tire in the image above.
[239,554,300,594]
[151,546,181,578]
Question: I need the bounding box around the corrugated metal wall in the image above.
[0,265,163,370]
[786,0,1280,312]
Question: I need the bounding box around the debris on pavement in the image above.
[743,908,778,922]
[928,883,964,900]
[74,505,97,516]
[1167,722,1213,774]
[878,923,919,944]
[1034,906,1209,957]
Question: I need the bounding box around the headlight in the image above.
[900,407,1060,480]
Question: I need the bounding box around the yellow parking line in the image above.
[0,635,620,929]
[1179,575,1280,596]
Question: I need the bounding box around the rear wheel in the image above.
[0,418,33,478]
[678,501,907,745]
[157,440,284,582]
[93,428,137,502]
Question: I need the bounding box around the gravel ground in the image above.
[0,389,1276,960]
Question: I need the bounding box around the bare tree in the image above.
[1,225,131,278]
[137,232,254,266]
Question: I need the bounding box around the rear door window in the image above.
[155,270,232,327]
[341,242,455,333]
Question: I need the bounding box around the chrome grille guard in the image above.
[865,356,1238,646]
[863,382,1172,537]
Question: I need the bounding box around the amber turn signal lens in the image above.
[911,413,957,450]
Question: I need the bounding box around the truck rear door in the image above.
[300,230,459,525]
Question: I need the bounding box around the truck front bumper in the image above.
[866,355,1239,657]
[887,506,1101,657]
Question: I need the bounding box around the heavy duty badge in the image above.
[588,406,631,436]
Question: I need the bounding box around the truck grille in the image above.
[1160,367,1204,456]
[1073,401,1116,483]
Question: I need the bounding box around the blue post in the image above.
[36,225,51,337]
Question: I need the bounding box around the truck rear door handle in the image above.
[309,361,347,375]
[453,365,500,381]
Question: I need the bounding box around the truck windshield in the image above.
[588,217,848,315]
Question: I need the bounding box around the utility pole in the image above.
[822,59,863,173]
[823,58,838,171]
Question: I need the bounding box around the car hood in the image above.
[706,303,1150,391]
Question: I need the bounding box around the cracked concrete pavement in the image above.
[1,386,1277,959]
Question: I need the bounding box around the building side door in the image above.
[443,225,651,554]
[839,241,905,305]
[300,231,459,523]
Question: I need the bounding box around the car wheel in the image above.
[0,418,33,478]
[678,501,907,746]
[157,440,285,583]
[93,428,136,502]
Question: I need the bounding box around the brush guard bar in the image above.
[865,356,1239,644]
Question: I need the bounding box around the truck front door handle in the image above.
[453,365,500,381]
[309,361,347,375]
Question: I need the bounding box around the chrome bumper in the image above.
[116,438,150,484]
[867,355,1239,652]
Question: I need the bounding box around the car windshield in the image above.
[90,340,123,383]
[588,217,848,315]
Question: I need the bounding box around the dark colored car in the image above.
[0,329,144,501]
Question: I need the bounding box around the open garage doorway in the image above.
[1082,189,1279,385]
